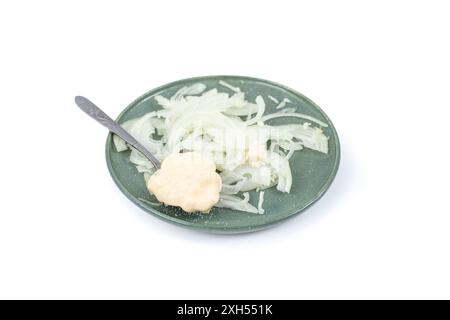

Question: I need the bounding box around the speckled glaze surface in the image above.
[105,76,340,234]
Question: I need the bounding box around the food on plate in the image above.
[147,152,221,213]
[113,81,328,214]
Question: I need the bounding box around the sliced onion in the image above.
[260,112,328,127]
[113,82,329,213]
[258,191,265,214]
[216,193,259,214]
[246,96,266,126]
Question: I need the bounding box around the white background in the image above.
[1,0,449,299]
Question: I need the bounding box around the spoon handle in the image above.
[75,96,161,169]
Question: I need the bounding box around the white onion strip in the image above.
[260,112,328,127]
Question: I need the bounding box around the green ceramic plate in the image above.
[105,76,340,234]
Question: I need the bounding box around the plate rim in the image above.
[105,75,341,233]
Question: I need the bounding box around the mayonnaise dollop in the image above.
[147,152,222,213]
